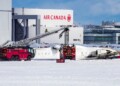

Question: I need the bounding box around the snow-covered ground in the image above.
[0,59,120,86]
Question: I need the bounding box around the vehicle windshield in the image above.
[28,48,34,54]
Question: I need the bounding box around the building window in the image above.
[73,39,80,41]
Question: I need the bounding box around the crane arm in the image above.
[0,40,10,47]
[13,26,69,46]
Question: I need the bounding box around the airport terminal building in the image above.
[84,21,120,44]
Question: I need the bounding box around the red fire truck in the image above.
[0,26,70,61]
[0,46,34,61]
[56,45,76,63]
[63,45,75,60]
[56,27,76,63]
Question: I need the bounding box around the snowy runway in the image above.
[0,59,120,86]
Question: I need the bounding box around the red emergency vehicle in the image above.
[0,46,35,61]
[62,45,75,60]
[56,45,76,63]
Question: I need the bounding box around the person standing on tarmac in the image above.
[59,44,64,59]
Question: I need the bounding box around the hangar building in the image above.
[0,0,83,45]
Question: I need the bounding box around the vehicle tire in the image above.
[10,56,19,61]
[15,56,19,61]
[27,56,31,61]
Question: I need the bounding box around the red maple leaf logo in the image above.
[67,14,71,22]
